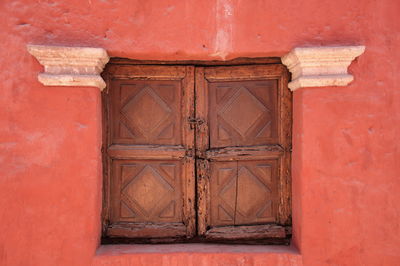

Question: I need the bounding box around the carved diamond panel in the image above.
[112,81,181,145]
[121,87,171,135]
[234,161,277,224]
[209,80,278,148]
[236,167,270,216]
[114,160,182,223]
[210,161,277,227]
[219,87,267,137]
[123,165,172,215]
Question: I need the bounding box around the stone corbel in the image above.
[27,44,110,90]
[281,46,365,91]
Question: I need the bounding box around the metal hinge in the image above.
[188,117,204,129]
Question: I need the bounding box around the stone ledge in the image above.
[27,44,109,90]
[93,244,302,265]
[281,46,365,91]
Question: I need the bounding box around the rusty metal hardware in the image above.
[188,117,204,129]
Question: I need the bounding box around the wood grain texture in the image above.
[204,64,287,81]
[205,224,286,240]
[107,222,187,238]
[196,159,210,236]
[205,145,284,161]
[107,144,186,159]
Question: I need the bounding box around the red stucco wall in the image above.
[1,0,399,265]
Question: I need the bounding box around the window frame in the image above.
[101,58,292,244]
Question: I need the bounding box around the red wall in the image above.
[1,0,399,265]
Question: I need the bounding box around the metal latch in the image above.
[188,117,204,129]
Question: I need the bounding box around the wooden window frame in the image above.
[101,57,292,244]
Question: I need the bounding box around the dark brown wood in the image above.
[205,224,286,240]
[101,71,112,235]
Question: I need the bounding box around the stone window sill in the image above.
[93,244,301,265]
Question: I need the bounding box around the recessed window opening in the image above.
[101,58,292,245]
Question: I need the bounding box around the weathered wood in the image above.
[196,159,210,235]
[206,145,284,161]
[107,222,187,238]
[107,144,186,159]
[102,62,292,243]
[277,67,292,225]
[204,64,287,82]
[103,64,196,240]
[205,224,286,240]
[197,64,292,241]
[181,66,196,237]
[194,67,209,159]
[194,67,211,236]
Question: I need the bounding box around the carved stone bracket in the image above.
[27,45,110,90]
[281,46,365,91]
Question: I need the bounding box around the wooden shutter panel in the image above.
[102,62,292,243]
[196,65,292,240]
[102,65,196,240]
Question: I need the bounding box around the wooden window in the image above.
[102,60,292,244]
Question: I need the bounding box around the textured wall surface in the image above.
[0,0,399,265]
